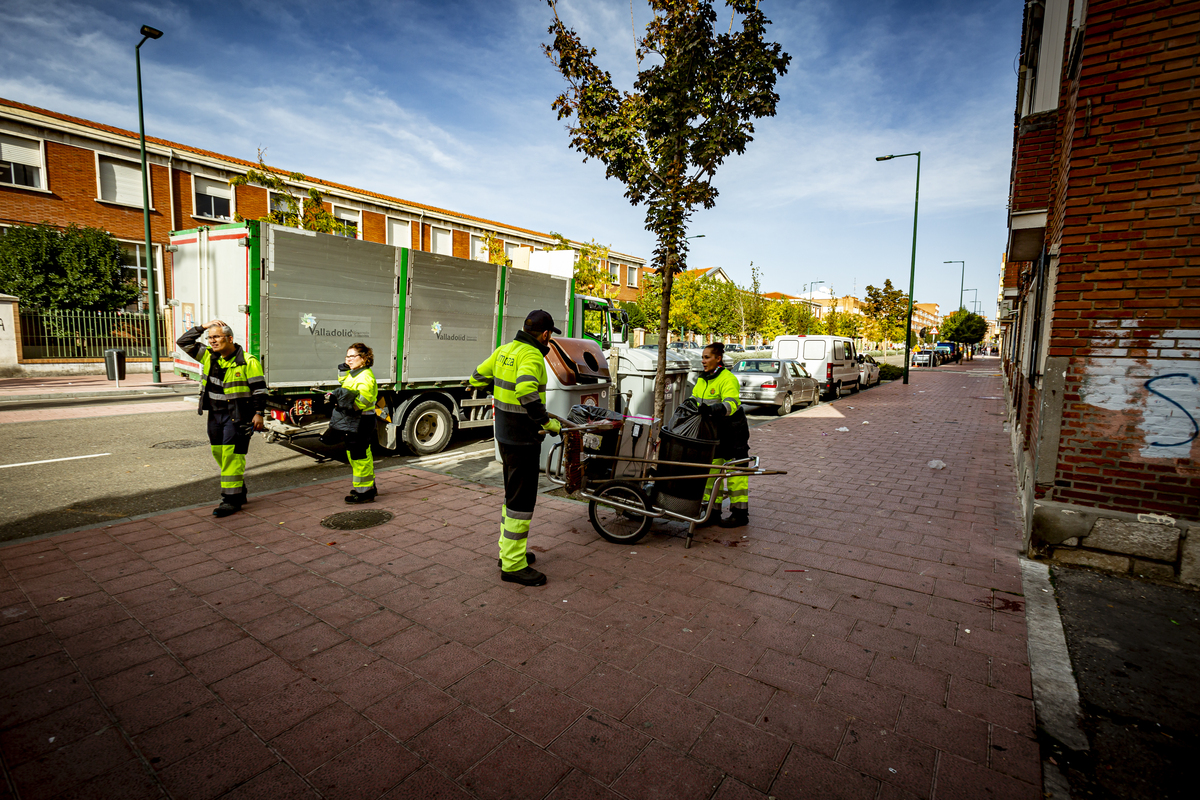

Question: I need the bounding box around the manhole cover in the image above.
[321,510,394,530]
[151,440,207,449]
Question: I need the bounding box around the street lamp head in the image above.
[140,25,163,39]
[875,155,894,161]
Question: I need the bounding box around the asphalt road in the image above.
[0,396,493,542]
[1051,566,1200,800]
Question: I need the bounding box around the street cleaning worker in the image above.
[328,342,379,504]
[694,341,751,528]
[469,310,562,587]
[176,320,267,517]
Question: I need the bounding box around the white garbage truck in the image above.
[167,221,629,456]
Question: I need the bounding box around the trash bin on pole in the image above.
[104,348,126,387]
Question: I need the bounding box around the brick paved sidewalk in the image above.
[0,365,1038,799]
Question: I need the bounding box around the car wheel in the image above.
[402,399,454,456]
[778,393,793,416]
[849,379,860,394]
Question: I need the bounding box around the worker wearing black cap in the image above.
[469,309,563,586]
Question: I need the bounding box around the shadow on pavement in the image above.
[1051,565,1200,800]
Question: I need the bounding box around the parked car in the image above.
[911,349,936,367]
[731,358,819,416]
[724,343,745,353]
[857,354,881,387]
[771,335,861,397]
[668,341,700,351]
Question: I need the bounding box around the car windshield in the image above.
[734,360,781,374]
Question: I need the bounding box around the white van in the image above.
[771,335,860,397]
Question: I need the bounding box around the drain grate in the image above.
[151,440,207,449]
[321,510,394,530]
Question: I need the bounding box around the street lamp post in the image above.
[876,152,920,384]
[944,260,965,310]
[964,288,978,313]
[136,24,164,383]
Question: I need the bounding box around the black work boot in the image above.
[501,566,547,587]
[345,487,377,504]
[696,512,723,528]
[213,501,240,518]
[718,510,749,529]
[498,552,535,568]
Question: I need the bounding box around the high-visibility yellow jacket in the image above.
[177,326,267,421]
[470,331,551,445]
[338,367,378,415]
[691,365,750,459]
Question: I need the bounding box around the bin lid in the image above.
[546,337,609,385]
[617,347,691,375]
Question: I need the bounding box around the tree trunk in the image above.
[653,261,674,427]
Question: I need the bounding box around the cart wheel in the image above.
[588,482,652,544]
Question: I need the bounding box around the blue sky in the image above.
[0,0,1021,318]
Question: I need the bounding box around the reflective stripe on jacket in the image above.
[470,331,550,445]
[176,326,266,420]
[338,367,378,415]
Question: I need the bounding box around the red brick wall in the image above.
[1010,115,1058,213]
[1042,0,1200,519]
[362,210,385,244]
[452,230,470,259]
[235,183,267,225]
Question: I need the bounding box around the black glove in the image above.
[337,362,350,372]
[698,403,712,418]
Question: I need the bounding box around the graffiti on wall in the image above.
[1078,325,1199,460]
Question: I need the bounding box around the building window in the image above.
[0,133,42,189]
[333,206,360,238]
[267,192,292,223]
[470,234,489,261]
[193,176,232,221]
[117,241,162,312]
[431,226,452,255]
[608,261,620,284]
[504,242,525,263]
[97,155,147,207]
[626,265,638,288]
[387,217,411,248]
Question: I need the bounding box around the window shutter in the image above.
[431,227,452,255]
[99,158,143,205]
[0,134,40,167]
[388,218,411,247]
[194,176,231,199]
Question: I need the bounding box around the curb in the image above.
[1021,557,1091,752]
[0,385,194,404]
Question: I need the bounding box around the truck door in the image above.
[169,225,252,375]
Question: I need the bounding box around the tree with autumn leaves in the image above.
[545,0,790,422]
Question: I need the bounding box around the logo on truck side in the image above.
[298,312,371,338]
[429,321,476,342]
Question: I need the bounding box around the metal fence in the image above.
[18,309,172,360]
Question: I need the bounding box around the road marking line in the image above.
[0,453,112,470]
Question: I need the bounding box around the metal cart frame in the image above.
[545,421,784,549]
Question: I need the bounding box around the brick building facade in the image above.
[1002,0,1199,583]
[0,97,647,328]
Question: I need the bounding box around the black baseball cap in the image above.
[524,310,562,334]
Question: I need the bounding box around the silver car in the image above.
[858,354,881,387]
[732,358,819,416]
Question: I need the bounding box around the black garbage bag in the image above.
[665,396,719,441]
[566,404,624,425]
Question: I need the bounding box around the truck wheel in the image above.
[403,400,454,456]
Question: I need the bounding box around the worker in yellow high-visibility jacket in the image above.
[331,342,379,503]
[470,310,562,587]
[694,341,751,528]
[176,320,267,517]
